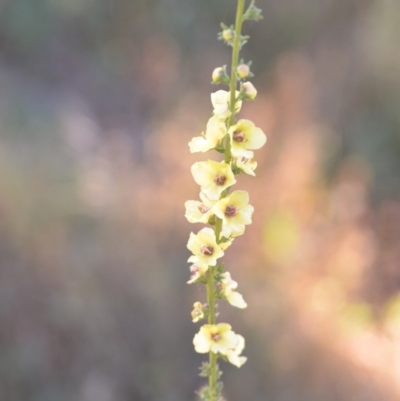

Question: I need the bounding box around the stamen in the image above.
[225,205,237,217]
[198,204,209,214]
[211,332,222,342]
[214,174,226,186]
[201,245,214,256]
[233,130,245,142]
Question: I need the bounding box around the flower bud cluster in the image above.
[186,1,264,398]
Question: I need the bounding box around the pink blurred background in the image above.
[1,0,400,400]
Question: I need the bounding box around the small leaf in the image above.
[243,0,263,21]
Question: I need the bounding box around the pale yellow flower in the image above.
[229,119,266,159]
[191,160,236,200]
[187,227,224,268]
[187,264,208,284]
[188,117,227,153]
[234,157,257,176]
[220,272,247,309]
[193,324,247,367]
[211,90,242,120]
[193,323,238,354]
[191,302,205,322]
[185,192,215,224]
[212,190,254,237]
[226,334,247,367]
[242,81,257,99]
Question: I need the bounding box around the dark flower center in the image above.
[225,205,237,217]
[233,130,245,142]
[201,245,214,256]
[198,204,209,214]
[214,174,226,186]
[211,332,222,342]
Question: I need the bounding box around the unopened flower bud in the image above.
[222,29,234,42]
[212,67,224,83]
[242,82,257,100]
[237,64,250,79]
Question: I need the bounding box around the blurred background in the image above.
[1,0,400,400]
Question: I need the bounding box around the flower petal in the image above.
[193,331,210,353]
[246,127,267,150]
[226,291,247,309]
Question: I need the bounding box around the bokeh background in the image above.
[1,0,400,400]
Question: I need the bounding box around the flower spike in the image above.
[185,1,265,399]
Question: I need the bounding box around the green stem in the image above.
[215,217,223,243]
[207,268,216,326]
[208,2,247,399]
[207,217,221,397]
[228,0,246,128]
[207,265,216,397]
[224,135,231,163]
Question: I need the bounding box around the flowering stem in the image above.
[188,0,264,396]
[228,0,246,127]
[207,2,247,399]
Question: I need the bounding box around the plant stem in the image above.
[207,266,216,398]
[207,217,221,399]
[207,2,247,399]
[228,0,246,127]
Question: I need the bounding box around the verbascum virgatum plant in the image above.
[185,1,264,400]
